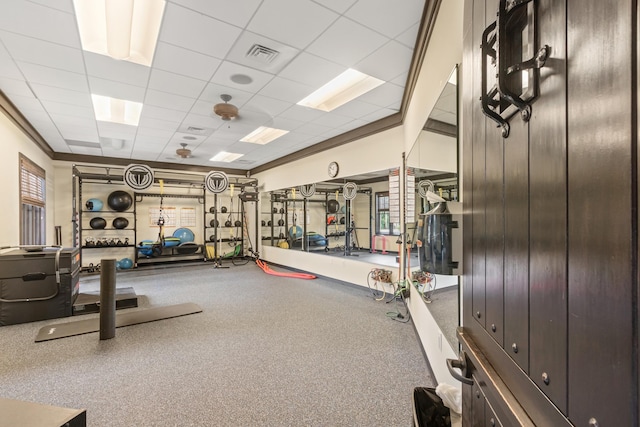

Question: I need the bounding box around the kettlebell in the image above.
[340,217,346,224]
[234,220,242,227]
[210,219,219,227]
[220,206,228,213]
[267,220,272,226]
[225,220,232,227]
[209,206,216,214]
[209,235,216,242]
[279,232,285,239]
[279,207,285,214]
[261,220,266,226]
[272,207,278,214]
[277,219,285,226]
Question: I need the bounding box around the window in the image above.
[20,154,46,245]
[376,192,399,235]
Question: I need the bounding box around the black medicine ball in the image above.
[90,217,107,229]
[272,207,278,214]
[279,207,285,214]
[107,190,133,212]
[112,217,129,229]
[277,219,285,226]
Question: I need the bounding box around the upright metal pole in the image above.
[99,258,116,340]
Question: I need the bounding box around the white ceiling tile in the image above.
[69,146,103,156]
[311,0,358,14]
[360,107,398,123]
[199,83,253,105]
[88,76,146,102]
[58,125,99,142]
[209,61,275,94]
[331,100,381,120]
[257,76,314,104]
[29,0,74,14]
[242,95,291,118]
[279,104,325,122]
[148,69,208,98]
[306,17,388,67]
[17,62,88,93]
[0,2,79,48]
[346,0,424,38]
[138,115,181,131]
[268,116,304,132]
[295,122,332,136]
[0,31,84,74]
[396,22,420,49]
[355,40,413,82]
[153,42,221,81]
[144,89,196,112]
[159,3,242,59]
[96,122,137,140]
[40,100,94,119]
[84,52,150,88]
[28,83,92,107]
[391,71,409,87]
[169,0,262,27]
[312,112,354,128]
[140,105,188,123]
[50,113,95,128]
[247,0,338,50]
[356,82,404,108]
[0,43,23,79]
[181,111,223,129]
[0,78,35,97]
[278,52,344,87]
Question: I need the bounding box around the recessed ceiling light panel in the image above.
[240,126,289,145]
[91,94,142,126]
[210,151,244,162]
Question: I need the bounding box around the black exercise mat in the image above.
[35,303,202,342]
[73,287,138,315]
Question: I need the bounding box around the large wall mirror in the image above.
[407,65,460,351]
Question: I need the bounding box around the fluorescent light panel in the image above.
[210,152,243,162]
[73,0,166,66]
[91,94,142,126]
[297,68,384,112]
[240,126,289,145]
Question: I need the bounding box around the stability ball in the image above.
[107,190,133,212]
[173,227,195,243]
[119,258,133,269]
[112,217,129,229]
[89,217,107,229]
[85,198,103,211]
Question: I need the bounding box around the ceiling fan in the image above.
[213,94,239,121]
[175,143,193,158]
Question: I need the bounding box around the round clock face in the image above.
[328,161,339,178]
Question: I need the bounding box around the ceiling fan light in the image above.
[213,102,239,120]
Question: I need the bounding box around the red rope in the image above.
[255,259,316,280]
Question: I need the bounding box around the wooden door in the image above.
[458,0,638,425]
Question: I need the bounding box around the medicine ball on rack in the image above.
[112,217,129,229]
[107,190,133,212]
[209,206,216,214]
[277,219,285,226]
[85,198,103,211]
[279,232,285,239]
[210,219,219,227]
[339,216,346,224]
[225,220,232,227]
[209,235,216,242]
[220,206,228,213]
[90,217,107,229]
[261,220,266,227]
[234,220,242,227]
[327,199,339,214]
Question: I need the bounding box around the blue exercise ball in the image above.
[85,198,103,211]
[119,258,133,269]
[173,227,195,243]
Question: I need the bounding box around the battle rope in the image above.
[255,259,316,280]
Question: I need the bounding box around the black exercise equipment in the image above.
[224,220,232,227]
[112,217,129,229]
[267,220,272,226]
[279,207,285,214]
[35,302,203,342]
[73,287,138,316]
[261,220,266,226]
[272,207,278,213]
[107,190,133,212]
[277,219,285,226]
[89,217,106,229]
[176,242,199,254]
[234,220,242,227]
[327,199,339,213]
[209,235,216,242]
[0,246,80,326]
[209,206,216,213]
[220,206,228,213]
[340,216,346,224]
[210,219,219,227]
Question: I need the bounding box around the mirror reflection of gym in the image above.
[407,66,461,352]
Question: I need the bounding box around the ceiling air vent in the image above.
[246,44,279,64]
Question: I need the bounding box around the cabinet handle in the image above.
[446,351,474,385]
[480,0,549,138]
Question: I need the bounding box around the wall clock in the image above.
[328,161,339,178]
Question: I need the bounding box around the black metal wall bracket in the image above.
[481,0,549,138]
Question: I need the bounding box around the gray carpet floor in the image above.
[0,261,435,426]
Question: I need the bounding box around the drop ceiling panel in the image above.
[0,44,23,79]
[224,30,300,75]
[0,31,84,74]
[199,83,253,105]
[169,0,262,28]
[153,43,221,81]
[257,76,314,104]
[144,89,196,112]
[88,76,146,102]
[312,112,355,128]
[307,17,389,68]
[278,104,325,123]
[311,0,358,14]
[0,2,79,48]
[140,105,189,123]
[58,125,99,142]
[209,61,275,94]
[68,146,103,156]
[148,69,208,98]
[242,94,292,119]
[83,52,150,88]
[396,22,421,48]
[356,82,404,108]
[17,62,88,93]
[355,40,414,82]
[159,2,242,59]
[138,116,182,132]
[96,122,137,140]
[40,100,94,120]
[247,0,338,50]
[0,78,35,97]
[346,0,424,39]
[278,52,344,87]
[332,99,382,120]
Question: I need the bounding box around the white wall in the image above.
[0,112,55,248]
